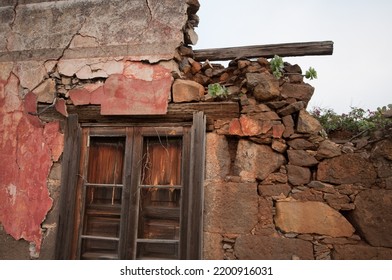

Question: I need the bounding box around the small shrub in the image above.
[310,105,392,135]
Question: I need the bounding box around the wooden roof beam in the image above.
[193,41,333,61]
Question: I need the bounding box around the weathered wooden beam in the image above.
[38,101,240,125]
[193,41,333,61]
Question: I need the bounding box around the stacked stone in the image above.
[174,56,392,260]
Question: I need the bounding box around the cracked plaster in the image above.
[1,0,188,62]
[0,71,63,252]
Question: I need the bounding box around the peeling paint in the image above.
[68,62,173,115]
[0,72,63,252]
[54,98,68,117]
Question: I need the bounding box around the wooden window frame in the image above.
[55,112,205,260]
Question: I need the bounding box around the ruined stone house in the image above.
[1,0,392,260]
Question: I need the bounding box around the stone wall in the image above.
[175,56,392,260]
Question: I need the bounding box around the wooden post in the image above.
[187,111,206,259]
[55,114,81,259]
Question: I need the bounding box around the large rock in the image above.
[291,188,324,202]
[349,189,392,247]
[287,165,311,186]
[228,115,271,137]
[234,140,286,181]
[317,154,377,185]
[282,115,295,138]
[205,133,231,180]
[235,235,314,260]
[288,138,317,150]
[316,139,342,159]
[246,72,280,102]
[271,140,287,153]
[287,150,318,167]
[296,109,322,134]
[332,244,392,260]
[204,181,258,234]
[258,184,291,197]
[172,79,204,103]
[277,101,305,116]
[281,83,314,104]
[274,201,355,237]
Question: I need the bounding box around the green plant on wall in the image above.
[270,55,284,79]
[270,55,318,80]
[208,83,229,99]
[305,67,318,80]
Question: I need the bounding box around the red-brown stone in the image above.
[260,121,273,134]
[281,83,314,104]
[228,118,244,136]
[272,123,285,138]
[275,201,355,237]
[172,79,204,103]
[235,140,286,181]
[240,115,262,136]
[204,181,258,234]
[229,116,273,137]
[287,165,311,185]
[287,150,318,166]
[317,153,377,185]
[235,235,314,260]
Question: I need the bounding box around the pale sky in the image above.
[195,0,392,113]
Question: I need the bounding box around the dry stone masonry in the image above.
[176,52,392,260]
